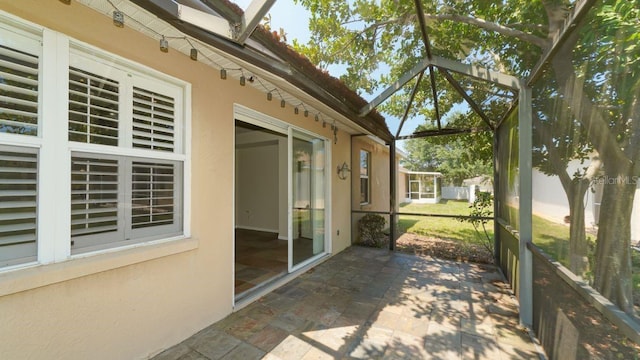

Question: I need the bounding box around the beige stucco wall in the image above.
[350,137,402,242]
[352,137,391,212]
[0,1,352,359]
[398,170,408,205]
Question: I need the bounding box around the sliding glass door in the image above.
[233,106,330,298]
[290,129,326,270]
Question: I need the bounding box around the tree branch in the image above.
[327,17,408,59]
[551,37,629,166]
[418,13,548,49]
[534,113,573,191]
[331,10,549,59]
[504,22,548,32]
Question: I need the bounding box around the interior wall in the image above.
[235,143,279,232]
[0,1,354,359]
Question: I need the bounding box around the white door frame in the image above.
[233,104,332,295]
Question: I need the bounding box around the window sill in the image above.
[0,237,198,298]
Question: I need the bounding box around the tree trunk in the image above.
[534,116,597,278]
[567,179,591,277]
[593,163,636,316]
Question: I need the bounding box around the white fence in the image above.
[442,186,470,200]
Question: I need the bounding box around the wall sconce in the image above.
[337,162,351,180]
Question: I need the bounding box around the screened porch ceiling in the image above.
[76,0,595,143]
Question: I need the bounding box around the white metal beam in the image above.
[430,56,521,90]
[518,86,533,327]
[359,57,433,116]
[236,0,277,44]
[360,55,521,117]
[176,3,233,40]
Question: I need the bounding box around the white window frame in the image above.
[0,13,191,272]
[66,48,186,255]
[360,149,370,205]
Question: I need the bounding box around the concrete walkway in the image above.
[153,246,544,359]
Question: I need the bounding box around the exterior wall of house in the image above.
[532,167,640,241]
[350,136,402,242]
[0,1,352,359]
[352,136,391,212]
[398,171,408,205]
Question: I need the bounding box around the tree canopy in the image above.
[293,0,640,316]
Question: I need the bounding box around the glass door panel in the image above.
[410,180,420,199]
[291,130,326,269]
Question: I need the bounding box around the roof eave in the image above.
[130,0,393,143]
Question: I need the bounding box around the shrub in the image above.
[459,191,494,259]
[357,214,387,247]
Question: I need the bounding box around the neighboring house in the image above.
[462,175,493,193]
[0,1,393,359]
[532,159,640,242]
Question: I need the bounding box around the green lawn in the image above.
[532,215,640,305]
[532,215,571,266]
[399,202,639,305]
[398,201,494,247]
[400,199,489,216]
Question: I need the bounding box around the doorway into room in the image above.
[234,108,330,301]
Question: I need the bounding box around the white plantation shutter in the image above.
[132,87,175,152]
[68,67,119,146]
[0,147,37,266]
[0,44,39,136]
[70,156,120,242]
[131,161,175,228]
[0,23,188,266]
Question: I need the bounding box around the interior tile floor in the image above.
[235,229,288,297]
[235,229,318,298]
[156,246,545,359]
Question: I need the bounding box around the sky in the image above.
[233,0,311,44]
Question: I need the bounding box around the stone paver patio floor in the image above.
[153,246,544,359]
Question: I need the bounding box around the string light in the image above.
[100,0,340,141]
[59,0,71,4]
[113,10,125,27]
[160,36,169,52]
